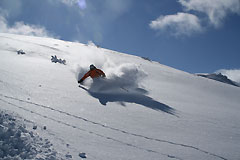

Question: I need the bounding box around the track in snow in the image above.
[0,97,183,160]
[0,93,228,160]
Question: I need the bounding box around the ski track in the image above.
[0,97,182,160]
[0,93,228,160]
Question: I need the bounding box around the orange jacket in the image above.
[80,68,106,82]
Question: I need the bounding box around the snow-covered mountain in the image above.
[197,73,239,87]
[0,33,240,160]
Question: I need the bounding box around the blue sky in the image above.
[0,0,240,74]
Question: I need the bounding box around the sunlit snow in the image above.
[0,33,240,160]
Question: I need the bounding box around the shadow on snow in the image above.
[77,64,177,116]
[79,85,177,116]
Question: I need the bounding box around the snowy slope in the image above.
[197,73,239,87]
[0,33,240,160]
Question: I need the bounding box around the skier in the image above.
[78,64,106,84]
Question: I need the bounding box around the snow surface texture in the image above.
[0,110,58,160]
[0,33,240,160]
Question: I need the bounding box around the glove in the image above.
[78,79,83,84]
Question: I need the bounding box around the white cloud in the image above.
[216,69,240,84]
[150,0,240,36]
[179,0,240,27]
[0,15,56,38]
[150,12,202,36]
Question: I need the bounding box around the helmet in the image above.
[90,64,96,70]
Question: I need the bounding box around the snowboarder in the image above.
[78,64,106,84]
